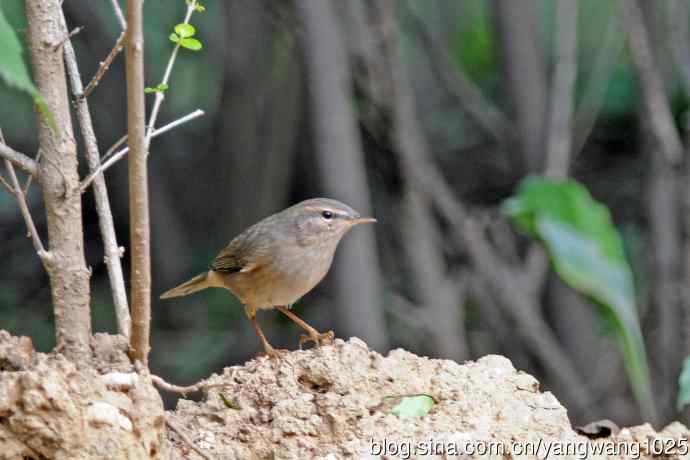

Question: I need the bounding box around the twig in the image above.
[79,109,204,192]
[110,0,127,31]
[81,31,126,99]
[151,374,215,396]
[22,151,40,194]
[144,2,197,147]
[166,418,212,460]
[61,9,131,338]
[0,173,12,194]
[618,0,683,165]
[53,26,83,51]
[544,0,578,179]
[101,133,128,164]
[0,130,49,266]
[0,142,38,177]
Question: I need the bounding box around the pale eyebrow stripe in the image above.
[304,206,339,214]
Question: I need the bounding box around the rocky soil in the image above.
[1,330,688,459]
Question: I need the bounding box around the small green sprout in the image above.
[169,22,203,51]
[144,83,169,94]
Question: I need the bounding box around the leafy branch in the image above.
[144,0,205,145]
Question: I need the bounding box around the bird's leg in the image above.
[244,305,280,358]
[275,305,335,348]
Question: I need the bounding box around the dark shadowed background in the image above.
[1,0,690,427]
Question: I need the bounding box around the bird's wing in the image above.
[210,223,267,273]
[210,244,245,273]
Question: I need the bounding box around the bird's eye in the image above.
[321,210,333,220]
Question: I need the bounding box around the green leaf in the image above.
[144,83,169,94]
[503,176,655,421]
[0,8,34,94]
[219,392,239,410]
[0,6,54,130]
[195,4,206,12]
[174,23,196,39]
[384,394,435,418]
[169,33,180,43]
[180,37,202,51]
[678,357,690,411]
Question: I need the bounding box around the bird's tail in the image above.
[160,272,213,299]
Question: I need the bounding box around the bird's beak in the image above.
[349,216,377,225]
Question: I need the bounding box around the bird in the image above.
[160,198,377,358]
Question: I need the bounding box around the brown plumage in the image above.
[160,198,376,357]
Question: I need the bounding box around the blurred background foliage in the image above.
[2,0,690,427]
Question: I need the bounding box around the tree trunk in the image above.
[295,0,388,351]
[25,0,92,362]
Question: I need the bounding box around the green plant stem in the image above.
[145,0,197,147]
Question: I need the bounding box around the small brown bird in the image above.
[160,198,376,357]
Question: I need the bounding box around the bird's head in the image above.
[289,198,376,247]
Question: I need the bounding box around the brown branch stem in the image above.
[150,374,215,396]
[82,31,126,99]
[126,0,150,365]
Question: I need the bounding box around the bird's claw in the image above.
[299,330,335,349]
[259,347,289,360]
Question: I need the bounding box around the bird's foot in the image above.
[259,345,288,360]
[299,330,335,349]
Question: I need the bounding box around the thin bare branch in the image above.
[53,25,83,51]
[61,10,131,338]
[22,151,40,194]
[0,130,49,264]
[4,160,48,260]
[151,374,213,396]
[79,109,204,192]
[545,0,578,179]
[102,133,128,164]
[618,0,683,165]
[0,142,38,177]
[0,173,13,194]
[82,31,126,99]
[145,1,198,146]
[110,0,127,31]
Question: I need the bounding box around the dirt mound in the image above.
[0,330,166,460]
[2,331,688,459]
[168,337,690,459]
